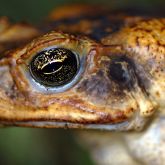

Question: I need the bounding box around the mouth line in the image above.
[1,120,131,131]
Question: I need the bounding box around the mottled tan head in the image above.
[0,8,164,131]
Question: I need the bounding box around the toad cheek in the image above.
[75,54,157,130]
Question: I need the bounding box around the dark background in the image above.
[0,0,164,165]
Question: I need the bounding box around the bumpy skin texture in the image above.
[0,5,164,165]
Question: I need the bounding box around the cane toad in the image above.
[0,5,164,165]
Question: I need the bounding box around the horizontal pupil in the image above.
[41,62,63,74]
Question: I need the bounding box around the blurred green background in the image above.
[0,0,164,165]
[0,0,164,22]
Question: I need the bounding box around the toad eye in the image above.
[29,48,79,87]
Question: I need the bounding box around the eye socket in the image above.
[29,48,79,87]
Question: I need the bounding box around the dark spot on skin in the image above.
[109,61,128,82]
[108,56,135,88]
[87,16,124,41]
[76,69,127,105]
[108,55,150,96]
[77,55,150,106]
[42,14,124,41]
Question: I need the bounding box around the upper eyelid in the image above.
[18,39,76,61]
[16,32,93,64]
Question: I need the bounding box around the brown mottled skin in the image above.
[0,5,164,165]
